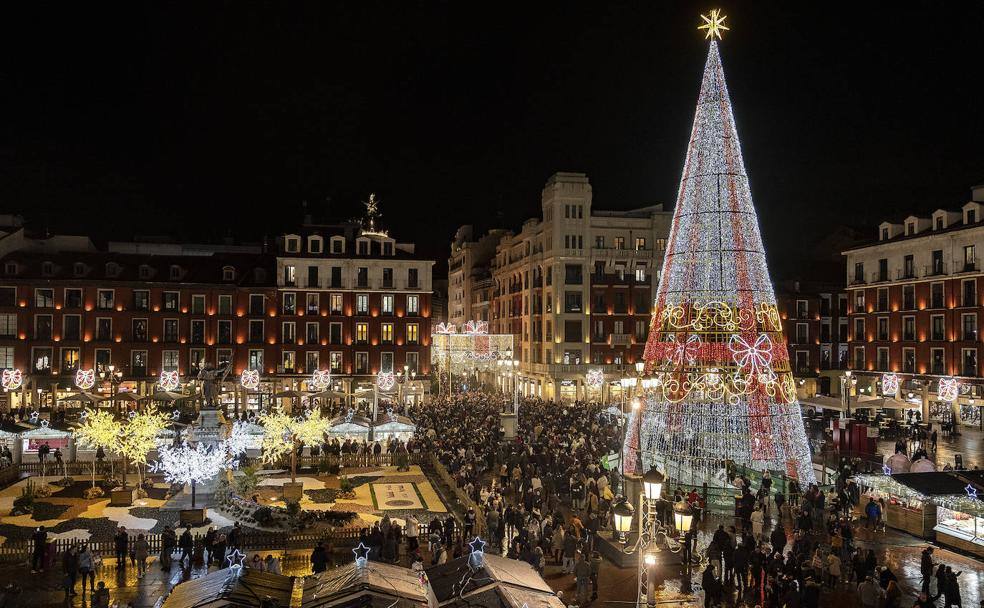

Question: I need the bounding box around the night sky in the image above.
[1,3,983,278]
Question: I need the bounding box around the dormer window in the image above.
[308,236,323,254]
[73,263,86,277]
[169,265,182,280]
[356,238,369,255]
[880,227,888,240]
[906,222,914,236]
[969,209,977,224]
[330,237,345,254]
[383,241,394,256]
[222,266,236,281]
[139,265,153,280]
[4,262,16,275]
[41,261,54,277]
[105,262,121,278]
[285,236,301,253]
[936,217,944,230]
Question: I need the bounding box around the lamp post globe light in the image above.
[840,370,858,419]
[642,467,665,501]
[611,497,635,543]
[673,500,695,594]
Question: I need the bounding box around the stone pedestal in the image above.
[282,482,304,502]
[499,413,518,440]
[110,487,137,507]
[180,508,208,527]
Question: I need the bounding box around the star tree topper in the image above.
[698,9,729,40]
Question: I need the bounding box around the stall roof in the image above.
[161,568,294,608]
[372,413,417,430]
[427,554,559,608]
[20,426,72,438]
[892,471,984,496]
[301,562,428,608]
[329,415,373,429]
[853,397,914,410]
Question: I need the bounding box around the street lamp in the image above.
[841,370,858,419]
[612,498,635,543]
[673,501,695,594]
[643,467,665,501]
[99,365,124,415]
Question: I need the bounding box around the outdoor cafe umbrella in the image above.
[59,391,105,405]
[140,390,189,402]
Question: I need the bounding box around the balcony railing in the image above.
[610,334,631,347]
[924,262,948,277]
[958,258,978,273]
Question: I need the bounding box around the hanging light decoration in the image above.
[240,369,260,391]
[1,369,23,391]
[75,369,96,390]
[158,370,180,391]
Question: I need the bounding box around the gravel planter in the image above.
[30,502,71,521]
[0,516,120,542]
[303,488,341,503]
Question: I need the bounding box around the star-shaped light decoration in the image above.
[226,548,246,574]
[40,419,49,429]
[882,464,892,476]
[966,484,979,500]
[353,542,370,567]
[171,409,181,421]
[468,536,487,569]
[128,410,138,420]
[698,9,729,41]
[29,411,39,424]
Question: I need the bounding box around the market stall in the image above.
[19,425,72,459]
[328,413,372,442]
[371,412,416,442]
[855,473,936,538]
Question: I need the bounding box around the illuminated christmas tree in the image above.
[637,18,816,488]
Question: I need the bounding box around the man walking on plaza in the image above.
[574,552,591,606]
[30,525,47,573]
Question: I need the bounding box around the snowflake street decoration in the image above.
[240,369,260,391]
[434,322,456,335]
[1,369,22,391]
[633,37,815,487]
[967,484,979,500]
[376,371,396,392]
[938,377,959,403]
[586,368,605,389]
[159,370,180,391]
[462,320,488,335]
[881,372,901,396]
[226,548,246,574]
[75,369,96,390]
[310,369,331,391]
[352,542,370,568]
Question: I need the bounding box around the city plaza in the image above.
[0,8,982,608]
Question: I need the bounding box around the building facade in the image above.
[275,221,434,397]
[0,212,434,409]
[843,183,984,428]
[774,279,849,388]
[448,225,510,328]
[489,172,672,401]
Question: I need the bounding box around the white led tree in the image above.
[635,37,816,487]
[152,441,228,508]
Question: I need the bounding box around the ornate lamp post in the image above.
[840,370,858,419]
[99,365,124,415]
[612,497,635,543]
[673,500,695,594]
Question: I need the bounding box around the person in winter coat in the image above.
[406,514,419,551]
[750,507,765,541]
[113,527,129,569]
[133,534,150,576]
[178,526,193,566]
[160,526,177,571]
[77,544,95,595]
[770,526,787,556]
[562,529,578,573]
[310,542,329,573]
[91,581,110,608]
[61,544,79,597]
[701,564,719,608]
[826,552,841,588]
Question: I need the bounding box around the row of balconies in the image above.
[850,260,980,285]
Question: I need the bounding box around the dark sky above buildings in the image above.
[1,3,983,277]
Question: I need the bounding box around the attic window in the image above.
[285,237,300,253]
[383,242,394,256]
[4,262,16,275]
[73,263,86,277]
[936,217,944,230]
[969,209,977,224]
[169,265,182,280]
[906,222,914,236]
[330,237,345,254]
[880,227,888,241]
[222,266,236,281]
[105,263,121,278]
[41,262,54,277]
[357,239,369,255]
[308,237,323,254]
[139,265,153,279]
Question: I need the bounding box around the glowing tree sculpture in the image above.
[152,441,228,508]
[635,37,816,488]
[258,408,328,483]
[117,405,169,488]
[73,408,122,488]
